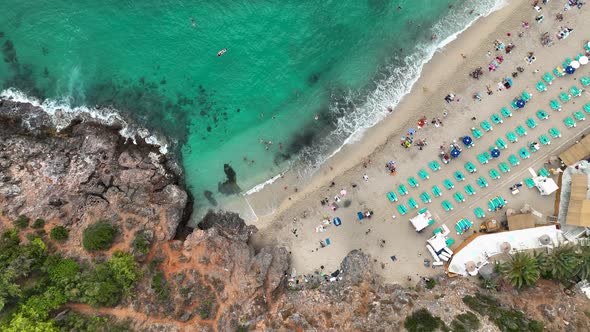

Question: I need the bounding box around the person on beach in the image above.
[363,174,369,182]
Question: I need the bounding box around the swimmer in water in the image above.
[314,113,320,120]
[190,17,197,27]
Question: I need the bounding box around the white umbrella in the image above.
[579,56,589,65]
[340,189,347,196]
[571,60,580,69]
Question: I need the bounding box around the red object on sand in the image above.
[507,32,511,36]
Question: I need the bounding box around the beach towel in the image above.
[357,212,364,220]
[325,238,331,245]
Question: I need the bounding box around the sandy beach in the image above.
[247,0,590,284]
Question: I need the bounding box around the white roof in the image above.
[427,233,447,252]
[410,211,431,231]
[535,177,559,195]
[448,225,559,276]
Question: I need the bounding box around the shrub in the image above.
[13,215,29,229]
[463,293,543,332]
[451,311,480,332]
[151,271,170,302]
[50,226,69,242]
[132,230,151,255]
[404,308,445,332]
[31,218,46,229]
[82,221,117,251]
[425,278,436,289]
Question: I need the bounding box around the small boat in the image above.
[217,48,227,57]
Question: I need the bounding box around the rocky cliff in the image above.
[1,100,589,331]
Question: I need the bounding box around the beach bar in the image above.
[410,208,435,232]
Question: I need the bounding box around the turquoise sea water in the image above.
[0,0,504,216]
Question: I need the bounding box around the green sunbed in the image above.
[521,91,532,102]
[536,81,547,92]
[581,76,590,87]
[418,169,430,180]
[554,67,565,77]
[420,191,432,203]
[564,116,576,128]
[550,99,562,111]
[442,200,453,212]
[474,207,485,218]
[398,184,408,196]
[542,72,554,84]
[526,118,537,129]
[500,107,512,118]
[428,160,441,171]
[387,191,398,202]
[397,204,408,215]
[446,238,455,246]
[476,176,488,188]
[508,154,520,166]
[483,151,492,160]
[584,103,590,113]
[453,192,465,203]
[549,127,561,138]
[464,184,476,196]
[538,168,550,177]
[515,125,527,137]
[488,168,501,179]
[496,138,507,150]
[499,162,510,173]
[432,185,442,197]
[490,113,503,124]
[481,120,493,132]
[443,179,454,190]
[573,111,586,121]
[408,197,419,209]
[536,109,549,120]
[506,131,518,143]
[471,127,483,139]
[454,171,466,182]
[477,153,488,164]
[559,91,571,103]
[524,178,535,188]
[408,176,419,188]
[464,162,477,173]
[570,86,582,97]
[518,147,530,159]
[539,134,550,145]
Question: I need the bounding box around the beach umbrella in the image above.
[516,99,525,108]
[571,60,580,69]
[451,148,461,158]
[340,189,347,196]
[462,136,473,146]
[408,128,416,135]
[539,234,551,245]
[579,56,589,65]
[566,65,575,74]
[500,241,511,253]
[491,149,500,158]
[466,261,477,273]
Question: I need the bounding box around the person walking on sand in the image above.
[363,174,369,182]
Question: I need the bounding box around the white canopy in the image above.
[427,233,447,252]
[535,177,559,195]
[410,210,432,232]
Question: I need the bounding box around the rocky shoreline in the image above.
[1,99,590,331]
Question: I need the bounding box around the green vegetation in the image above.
[31,218,46,229]
[82,221,117,251]
[450,312,480,332]
[425,278,436,289]
[0,227,142,330]
[498,245,590,288]
[49,225,69,242]
[404,308,446,332]
[151,271,170,302]
[54,311,132,332]
[463,293,543,332]
[13,215,29,229]
[132,230,151,255]
[199,298,214,319]
[498,252,540,288]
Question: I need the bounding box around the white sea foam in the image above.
[0,88,169,154]
[243,172,284,195]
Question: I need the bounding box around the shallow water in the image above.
[0,0,504,215]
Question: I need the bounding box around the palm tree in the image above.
[576,246,590,280]
[547,245,581,281]
[499,252,540,288]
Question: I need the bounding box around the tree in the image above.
[404,308,445,332]
[82,221,117,251]
[13,215,29,229]
[499,252,540,288]
[577,246,590,280]
[32,218,46,229]
[50,226,69,242]
[547,245,581,281]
